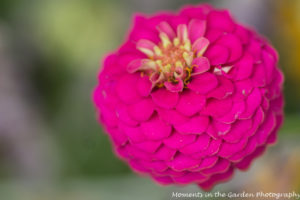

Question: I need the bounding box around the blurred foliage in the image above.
[272,0,300,113]
[280,114,300,135]
[27,0,132,177]
[0,0,17,19]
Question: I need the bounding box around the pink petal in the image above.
[256,111,276,145]
[102,52,118,67]
[264,43,279,62]
[269,94,284,114]
[236,146,265,170]
[142,160,168,172]
[99,105,118,127]
[202,97,233,118]
[127,59,143,73]
[156,169,186,177]
[126,58,155,74]
[201,158,231,175]
[191,57,210,75]
[107,127,128,147]
[120,123,145,143]
[192,139,222,158]
[157,21,176,39]
[205,29,223,43]
[130,15,159,42]
[267,115,283,145]
[167,154,201,171]
[266,69,284,100]
[245,107,265,138]
[235,53,254,80]
[228,136,258,162]
[129,159,149,173]
[216,34,243,63]
[116,105,138,126]
[246,38,262,62]
[212,120,231,136]
[175,90,206,116]
[239,88,262,119]
[190,156,219,171]
[221,119,252,143]
[116,145,130,159]
[234,25,251,44]
[141,115,172,140]
[118,41,140,54]
[206,124,218,139]
[252,63,267,87]
[94,85,118,108]
[207,10,235,32]
[151,88,179,109]
[188,72,218,94]
[233,79,254,101]
[204,44,229,65]
[163,132,196,149]
[267,130,277,145]
[180,134,211,154]
[116,74,141,104]
[118,53,145,71]
[216,101,246,124]
[152,146,176,161]
[169,15,189,31]
[125,144,151,160]
[145,13,174,29]
[207,119,232,139]
[164,78,184,92]
[218,136,248,158]
[174,115,209,135]
[128,98,155,122]
[136,39,156,51]
[134,140,162,153]
[192,37,210,56]
[207,76,234,99]
[137,75,152,97]
[188,19,206,43]
[157,108,189,125]
[262,50,276,84]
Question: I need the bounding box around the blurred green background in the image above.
[0,0,299,199]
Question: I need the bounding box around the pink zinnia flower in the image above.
[93,4,284,190]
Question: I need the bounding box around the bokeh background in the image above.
[0,0,300,199]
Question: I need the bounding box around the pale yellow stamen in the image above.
[183,40,191,51]
[182,52,192,66]
[197,48,207,57]
[137,47,154,58]
[173,37,180,46]
[155,60,163,69]
[143,60,157,71]
[163,64,172,72]
[175,61,183,68]
[153,46,162,56]
[178,25,189,43]
[159,32,171,48]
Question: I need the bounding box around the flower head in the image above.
[93,4,284,190]
[129,22,210,92]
